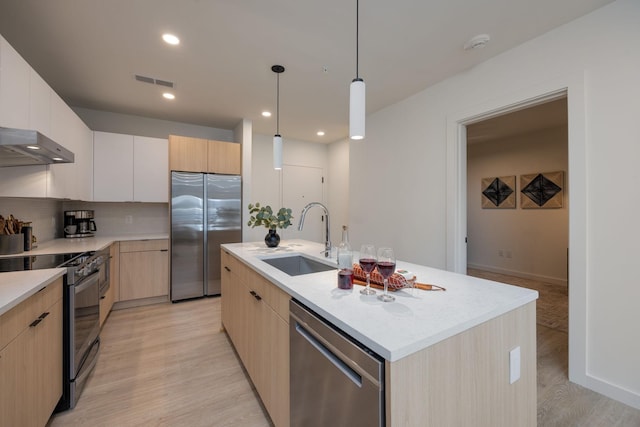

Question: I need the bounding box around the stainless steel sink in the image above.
[262,255,336,276]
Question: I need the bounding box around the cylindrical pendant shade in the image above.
[273,134,283,170]
[350,78,365,140]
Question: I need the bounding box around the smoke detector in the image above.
[464,34,491,51]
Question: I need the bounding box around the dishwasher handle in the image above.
[294,321,363,387]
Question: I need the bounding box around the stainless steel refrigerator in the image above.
[171,172,241,301]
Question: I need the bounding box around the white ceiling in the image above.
[467,97,568,145]
[0,0,611,143]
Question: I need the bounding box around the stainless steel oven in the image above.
[56,248,108,412]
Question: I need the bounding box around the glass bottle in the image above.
[337,225,353,289]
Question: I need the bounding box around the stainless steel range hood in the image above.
[0,127,75,167]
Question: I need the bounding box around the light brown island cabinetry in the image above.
[0,278,63,427]
[118,240,169,306]
[220,249,536,427]
[169,135,241,175]
[221,249,290,427]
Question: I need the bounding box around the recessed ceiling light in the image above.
[163,92,175,100]
[262,111,272,117]
[162,33,180,45]
[317,131,325,136]
[52,157,63,161]
[26,145,39,150]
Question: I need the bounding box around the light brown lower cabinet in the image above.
[221,250,290,427]
[0,278,63,427]
[119,239,169,302]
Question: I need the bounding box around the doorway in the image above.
[465,97,569,288]
[465,97,570,383]
[445,74,589,386]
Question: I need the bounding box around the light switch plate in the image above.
[510,346,521,384]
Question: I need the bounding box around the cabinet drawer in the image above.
[246,268,266,297]
[0,278,62,350]
[266,283,290,323]
[221,250,246,284]
[120,239,168,253]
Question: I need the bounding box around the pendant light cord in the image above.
[356,0,359,79]
[271,64,285,135]
[276,73,280,134]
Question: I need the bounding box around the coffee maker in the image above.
[64,210,97,238]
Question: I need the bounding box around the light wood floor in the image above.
[48,297,273,427]
[48,277,640,427]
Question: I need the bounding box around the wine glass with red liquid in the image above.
[359,244,377,295]
[376,247,396,302]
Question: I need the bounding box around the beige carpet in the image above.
[468,268,568,333]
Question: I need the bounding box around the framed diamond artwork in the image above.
[481,176,516,209]
[520,171,564,209]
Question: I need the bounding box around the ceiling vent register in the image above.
[134,74,175,88]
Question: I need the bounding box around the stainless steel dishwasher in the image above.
[290,299,385,427]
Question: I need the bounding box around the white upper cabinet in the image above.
[0,34,93,200]
[0,35,29,129]
[93,132,134,202]
[48,91,93,200]
[0,35,46,197]
[133,136,168,202]
[93,132,168,202]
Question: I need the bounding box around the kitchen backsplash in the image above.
[0,198,168,244]
[0,198,63,243]
[62,201,169,236]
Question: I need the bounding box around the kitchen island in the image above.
[221,240,538,427]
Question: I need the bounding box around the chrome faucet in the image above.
[298,202,331,257]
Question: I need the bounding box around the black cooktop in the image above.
[0,252,85,273]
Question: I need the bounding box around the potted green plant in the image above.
[247,203,294,248]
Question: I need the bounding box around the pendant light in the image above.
[272,65,285,170]
[349,0,365,140]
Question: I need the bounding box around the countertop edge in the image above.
[0,268,66,316]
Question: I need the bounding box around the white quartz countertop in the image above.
[222,240,539,362]
[0,233,168,316]
[0,269,66,316]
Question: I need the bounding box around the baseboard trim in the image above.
[586,373,640,411]
[112,295,169,310]
[467,263,568,287]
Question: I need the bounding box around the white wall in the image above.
[467,126,568,285]
[247,133,331,244]
[328,138,349,242]
[350,0,640,409]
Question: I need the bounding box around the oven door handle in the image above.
[74,271,101,294]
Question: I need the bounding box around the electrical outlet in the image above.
[125,215,133,224]
[510,346,521,384]
[505,250,512,259]
[498,250,504,257]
